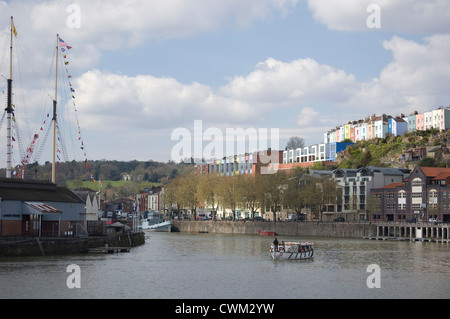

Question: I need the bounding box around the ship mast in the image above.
[5,16,14,178]
[52,34,59,183]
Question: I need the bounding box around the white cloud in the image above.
[221,57,357,108]
[308,0,450,33]
[381,35,450,96]
[73,69,257,131]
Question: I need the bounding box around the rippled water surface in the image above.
[1,233,449,299]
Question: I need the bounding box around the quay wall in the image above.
[172,220,378,238]
[0,232,145,257]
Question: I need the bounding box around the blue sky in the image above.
[1,0,450,168]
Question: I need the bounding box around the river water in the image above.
[0,232,449,299]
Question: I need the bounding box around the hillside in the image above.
[335,128,450,169]
[0,159,195,194]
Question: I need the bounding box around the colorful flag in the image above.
[12,23,18,37]
[59,37,72,49]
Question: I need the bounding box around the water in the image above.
[0,232,449,299]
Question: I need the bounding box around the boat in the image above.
[258,229,276,236]
[270,241,314,260]
[140,211,173,232]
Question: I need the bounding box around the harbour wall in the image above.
[0,232,145,257]
[172,220,378,238]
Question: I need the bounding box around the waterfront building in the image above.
[0,178,85,237]
[280,142,353,167]
[196,149,283,176]
[73,189,101,221]
[148,190,160,212]
[370,166,450,223]
[331,167,409,220]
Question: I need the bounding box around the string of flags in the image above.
[59,37,95,183]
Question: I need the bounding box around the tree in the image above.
[217,175,243,220]
[176,173,198,218]
[197,173,221,220]
[239,174,264,220]
[282,174,313,221]
[260,171,287,222]
[286,136,305,150]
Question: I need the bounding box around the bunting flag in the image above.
[12,22,18,37]
[59,36,90,178]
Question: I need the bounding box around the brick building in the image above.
[370,166,450,223]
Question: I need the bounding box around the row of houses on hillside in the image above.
[324,106,450,144]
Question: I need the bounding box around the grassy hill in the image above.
[335,128,450,169]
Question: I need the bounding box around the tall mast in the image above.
[5,16,14,178]
[52,34,59,183]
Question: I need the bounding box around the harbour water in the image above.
[0,232,449,299]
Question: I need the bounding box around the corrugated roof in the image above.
[25,202,62,214]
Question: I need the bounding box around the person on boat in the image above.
[273,238,279,251]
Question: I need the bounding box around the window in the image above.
[429,190,438,198]
[412,178,422,187]
[398,191,406,198]
[412,193,422,198]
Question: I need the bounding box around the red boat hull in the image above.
[258,229,276,236]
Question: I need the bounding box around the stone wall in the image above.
[173,220,378,238]
[0,232,146,257]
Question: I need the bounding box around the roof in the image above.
[380,182,405,189]
[420,167,450,178]
[0,178,84,203]
[25,202,62,214]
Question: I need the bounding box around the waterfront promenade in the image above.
[173,220,450,242]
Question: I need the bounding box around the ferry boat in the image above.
[270,241,314,260]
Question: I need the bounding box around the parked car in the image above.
[406,217,417,223]
[429,218,437,223]
[253,216,264,221]
[333,217,345,222]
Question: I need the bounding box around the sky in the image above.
[1,0,450,167]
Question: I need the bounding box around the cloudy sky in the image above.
[1,0,450,166]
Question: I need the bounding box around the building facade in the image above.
[0,178,85,237]
[324,106,450,144]
[331,167,409,220]
[370,166,450,223]
[196,150,283,176]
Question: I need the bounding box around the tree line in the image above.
[8,159,195,184]
[163,169,341,222]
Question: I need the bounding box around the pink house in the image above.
[416,113,424,131]
[367,122,374,140]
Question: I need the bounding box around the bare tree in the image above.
[286,136,305,150]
